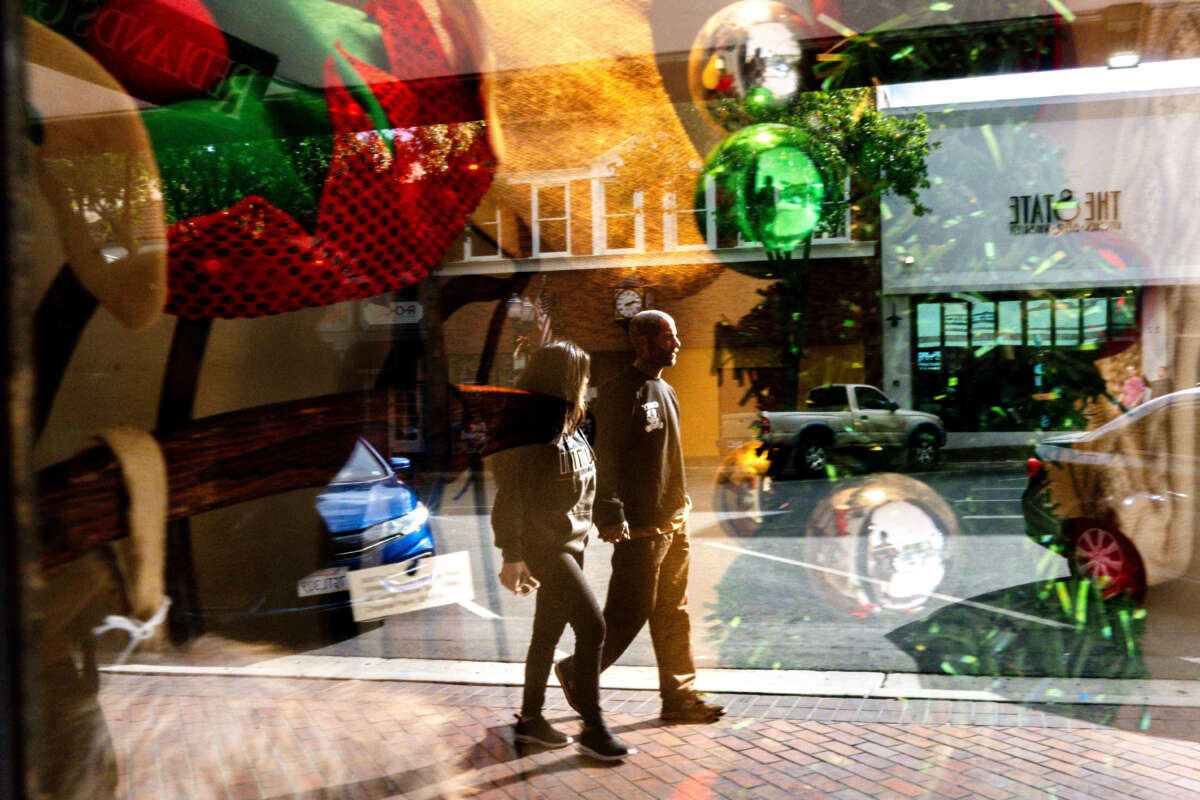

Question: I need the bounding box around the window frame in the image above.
[463,197,503,261]
[594,180,643,254]
[532,181,571,257]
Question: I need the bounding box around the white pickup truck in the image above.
[757,384,945,476]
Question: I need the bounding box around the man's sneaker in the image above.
[661,693,724,723]
[577,725,635,761]
[513,714,572,748]
[554,659,583,716]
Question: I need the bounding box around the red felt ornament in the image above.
[163,0,495,319]
[85,0,230,105]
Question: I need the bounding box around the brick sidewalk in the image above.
[100,673,1200,800]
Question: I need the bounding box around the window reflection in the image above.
[16,0,1200,796]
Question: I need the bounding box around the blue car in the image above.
[298,436,435,600]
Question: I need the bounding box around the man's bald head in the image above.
[629,310,679,373]
[628,310,673,349]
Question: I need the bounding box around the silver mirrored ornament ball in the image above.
[688,1,818,132]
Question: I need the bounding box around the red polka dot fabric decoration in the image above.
[164,0,495,319]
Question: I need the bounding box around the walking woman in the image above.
[491,341,635,761]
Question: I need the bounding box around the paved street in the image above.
[99,670,1200,800]
[100,458,1200,798]
[293,460,1200,683]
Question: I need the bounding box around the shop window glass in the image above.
[944,302,967,348]
[1082,297,1107,344]
[970,301,995,347]
[997,300,1022,344]
[17,0,1200,790]
[1054,298,1080,346]
[1111,294,1138,339]
[916,302,941,347]
[1027,299,1051,346]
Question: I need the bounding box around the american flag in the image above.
[535,293,552,346]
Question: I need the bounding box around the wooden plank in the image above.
[37,384,537,569]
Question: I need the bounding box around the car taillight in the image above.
[759,414,770,435]
[1026,457,1044,478]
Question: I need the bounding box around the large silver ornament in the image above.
[688,1,817,132]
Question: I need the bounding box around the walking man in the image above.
[557,310,724,723]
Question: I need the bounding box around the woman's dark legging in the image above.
[521,549,605,728]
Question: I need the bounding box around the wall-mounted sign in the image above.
[1009,189,1122,236]
[363,299,424,326]
[882,82,1200,293]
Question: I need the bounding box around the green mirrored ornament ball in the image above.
[697,122,825,262]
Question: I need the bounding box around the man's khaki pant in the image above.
[599,523,697,702]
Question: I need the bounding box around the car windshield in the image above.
[329,437,390,484]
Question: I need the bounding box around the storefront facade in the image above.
[881,59,1200,441]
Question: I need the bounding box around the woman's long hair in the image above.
[516,340,590,437]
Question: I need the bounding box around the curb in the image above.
[102,657,1200,708]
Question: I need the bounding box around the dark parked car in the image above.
[1022,388,1200,601]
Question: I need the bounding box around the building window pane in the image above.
[601,182,641,252]
[534,184,569,254]
[813,176,850,241]
[944,302,968,348]
[467,228,499,258]
[997,301,1022,345]
[1027,299,1051,347]
[970,302,995,347]
[916,303,941,348]
[606,215,635,249]
[1054,298,1080,346]
[673,175,700,215]
[1111,294,1137,340]
[538,184,566,217]
[1082,297,1107,344]
[539,218,568,249]
[670,174,712,249]
[467,196,500,258]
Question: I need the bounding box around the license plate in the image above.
[297,567,349,597]
[347,551,470,622]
